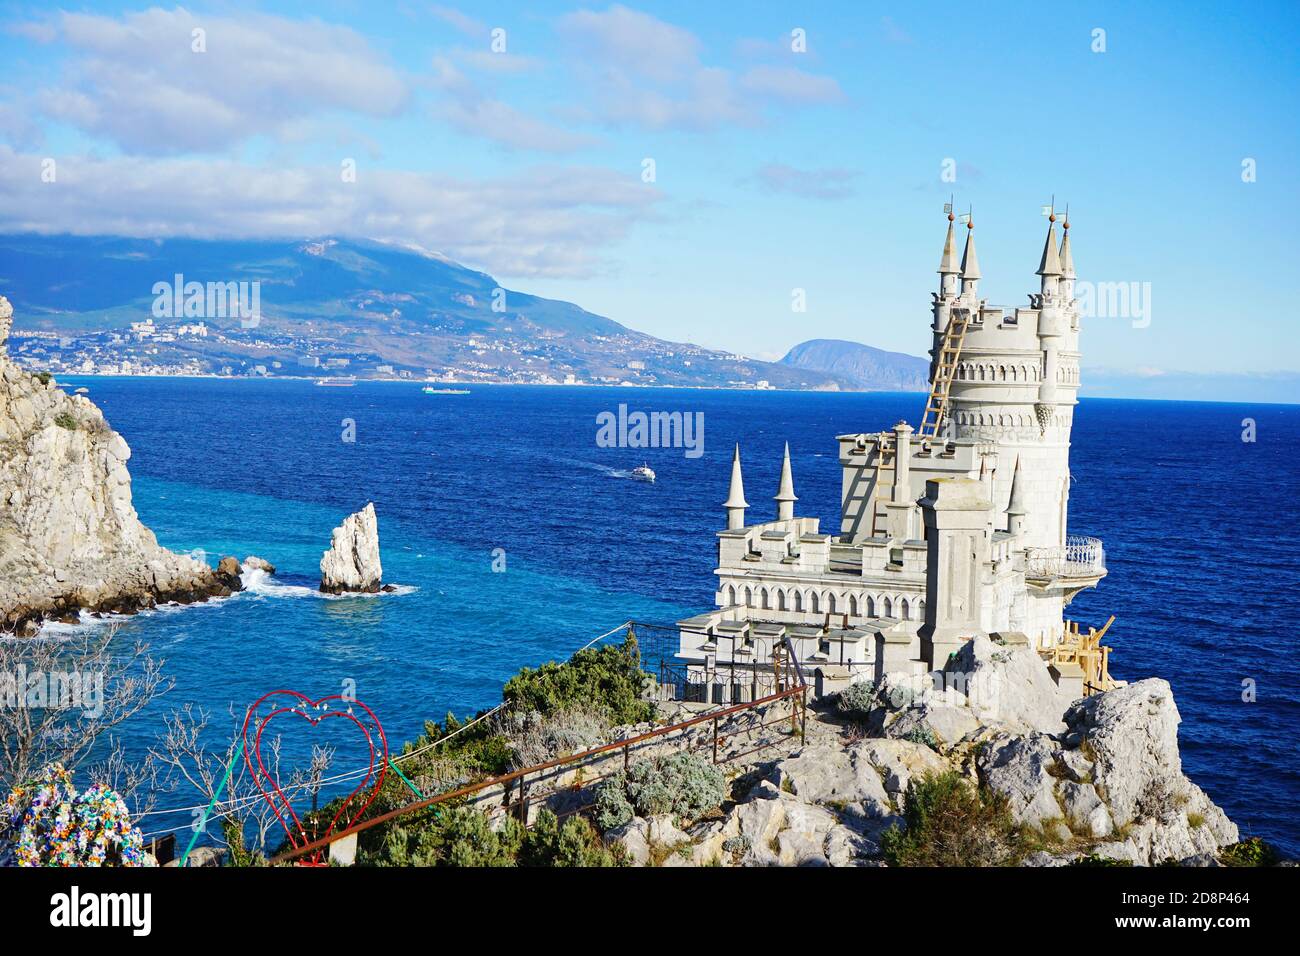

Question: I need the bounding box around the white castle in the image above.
[675,210,1109,700]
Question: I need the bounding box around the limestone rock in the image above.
[948,633,1070,735]
[853,738,947,798]
[1059,781,1113,838]
[242,555,276,575]
[0,295,235,634]
[977,733,1063,828]
[319,503,383,593]
[607,817,651,867]
[769,743,890,812]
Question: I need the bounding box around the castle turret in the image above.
[960,218,981,297]
[1036,215,1062,297]
[775,442,797,521]
[1005,456,1027,536]
[937,214,960,298]
[1059,216,1075,301]
[724,444,749,530]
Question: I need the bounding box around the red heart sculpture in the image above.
[242,690,388,865]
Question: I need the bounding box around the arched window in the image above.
[761,588,770,610]
[900,598,910,620]
[849,595,858,617]
[810,592,820,614]
[827,593,837,614]
[778,590,787,611]
[884,597,893,618]
[744,586,753,607]
[794,591,803,612]
[727,585,736,606]
[866,595,876,617]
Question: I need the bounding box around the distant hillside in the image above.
[0,235,849,390]
[779,339,929,392]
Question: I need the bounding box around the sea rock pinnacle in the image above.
[319,502,384,593]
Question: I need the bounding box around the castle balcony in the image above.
[1025,535,1106,591]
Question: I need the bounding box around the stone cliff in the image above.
[0,296,237,635]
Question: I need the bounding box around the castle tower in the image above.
[930,212,962,384]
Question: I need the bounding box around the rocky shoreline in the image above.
[0,295,249,636]
[599,639,1244,867]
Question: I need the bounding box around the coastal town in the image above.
[4,321,778,386]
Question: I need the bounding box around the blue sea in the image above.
[49,378,1300,855]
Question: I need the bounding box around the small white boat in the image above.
[74,387,90,395]
[632,463,656,482]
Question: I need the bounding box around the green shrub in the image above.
[1218,837,1280,867]
[880,771,1025,866]
[903,727,941,752]
[594,751,725,831]
[53,412,78,430]
[835,680,876,721]
[34,371,52,385]
[366,806,523,867]
[520,810,624,867]
[362,807,622,867]
[504,633,653,726]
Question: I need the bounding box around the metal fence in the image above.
[270,628,807,865]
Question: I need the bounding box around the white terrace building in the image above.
[676,212,1106,700]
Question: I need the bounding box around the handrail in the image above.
[270,659,806,865]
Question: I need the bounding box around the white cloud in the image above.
[0,147,659,279]
[558,5,701,84]
[428,5,487,39]
[556,5,843,131]
[431,56,600,152]
[23,7,409,154]
[753,164,858,200]
[738,66,845,105]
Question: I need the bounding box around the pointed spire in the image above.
[775,442,797,520]
[1037,215,1061,277]
[960,217,981,282]
[938,213,960,275]
[724,444,748,530]
[1059,216,1075,279]
[1006,457,1026,514]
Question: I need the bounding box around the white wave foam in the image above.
[239,565,415,600]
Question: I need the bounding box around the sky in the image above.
[1,0,1297,381]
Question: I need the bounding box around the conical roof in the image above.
[724,444,748,509]
[938,219,960,274]
[1037,220,1061,276]
[960,223,981,280]
[774,442,797,504]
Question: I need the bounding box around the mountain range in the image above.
[0,234,913,390]
[778,339,929,392]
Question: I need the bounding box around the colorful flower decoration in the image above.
[3,763,153,867]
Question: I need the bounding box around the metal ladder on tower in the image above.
[867,434,893,537]
[918,308,971,439]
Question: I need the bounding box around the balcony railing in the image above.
[1026,535,1105,579]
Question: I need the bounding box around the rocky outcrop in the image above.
[0,296,240,635]
[319,503,384,593]
[603,653,1240,867]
